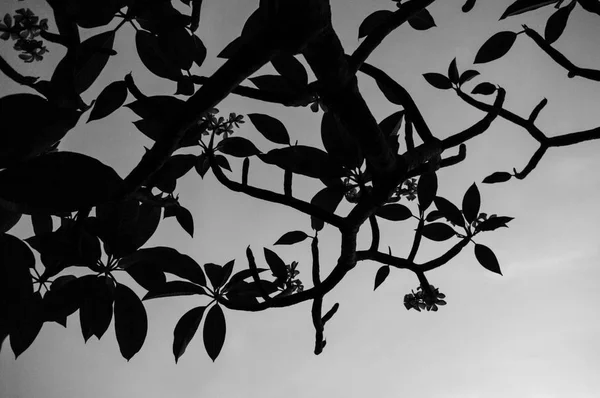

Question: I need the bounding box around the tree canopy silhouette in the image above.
[1,0,600,362]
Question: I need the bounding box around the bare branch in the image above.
[419,236,470,272]
[246,246,271,302]
[356,250,415,270]
[408,216,425,262]
[514,145,547,180]
[368,215,380,252]
[0,55,39,87]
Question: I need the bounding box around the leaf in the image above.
[143,281,206,300]
[310,186,345,231]
[271,54,308,87]
[114,283,148,361]
[127,96,186,141]
[418,172,438,211]
[264,248,288,282]
[175,78,195,96]
[471,82,497,95]
[434,196,465,227]
[448,58,459,84]
[0,208,22,233]
[222,260,235,286]
[421,223,457,241]
[175,206,194,237]
[379,111,404,138]
[215,155,231,172]
[203,304,226,361]
[88,80,128,122]
[79,276,114,341]
[192,35,207,67]
[223,268,267,293]
[71,31,117,93]
[173,306,206,363]
[376,204,412,221]
[375,77,404,105]
[462,183,481,225]
[10,292,43,358]
[120,247,206,286]
[195,153,210,178]
[136,30,182,81]
[321,112,363,169]
[249,75,297,95]
[476,216,514,232]
[459,70,480,86]
[0,152,124,215]
[219,137,261,157]
[259,146,345,179]
[125,260,166,291]
[500,0,558,19]
[151,154,196,192]
[374,266,390,291]
[158,26,195,70]
[483,171,512,184]
[358,10,392,39]
[423,73,452,90]
[474,244,502,275]
[0,94,80,167]
[545,2,574,44]
[474,31,518,64]
[408,9,436,30]
[275,231,309,245]
[204,263,226,290]
[462,0,477,12]
[248,113,290,145]
[217,36,244,59]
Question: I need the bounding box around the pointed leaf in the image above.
[374,266,390,291]
[483,171,512,184]
[136,30,182,81]
[462,0,477,12]
[462,183,481,225]
[271,54,308,87]
[204,263,225,290]
[264,248,288,282]
[545,2,574,44]
[500,0,558,19]
[158,26,195,70]
[10,292,43,358]
[423,73,452,90]
[275,231,309,245]
[476,216,514,232]
[173,306,206,363]
[321,112,363,169]
[474,31,517,64]
[408,9,436,30]
[458,70,480,86]
[70,31,116,93]
[358,10,393,39]
[376,204,412,221]
[203,304,226,361]
[434,196,465,227]
[474,244,502,275]
[192,35,207,68]
[219,137,260,157]
[114,283,148,360]
[448,58,459,84]
[248,113,290,145]
[0,152,123,215]
[175,206,194,237]
[472,82,497,95]
[421,223,457,241]
[310,186,345,231]
[260,146,345,179]
[143,281,206,300]
[79,276,114,341]
[418,172,438,211]
[88,80,128,122]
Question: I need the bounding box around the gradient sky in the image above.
[2,1,600,397]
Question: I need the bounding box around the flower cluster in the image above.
[202,110,245,139]
[388,178,417,202]
[0,9,49,62]
[404,284,447,312]
[286,261,304,294]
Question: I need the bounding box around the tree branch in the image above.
[368,215,380,252]
[0,55,39,87]
[418,236,470,272]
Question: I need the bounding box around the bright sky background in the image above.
[2,0,600,397]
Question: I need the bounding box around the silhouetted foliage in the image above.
[1,0,599,362]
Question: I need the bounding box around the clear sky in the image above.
[2,1,600,397]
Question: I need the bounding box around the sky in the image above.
[1,0,600,397]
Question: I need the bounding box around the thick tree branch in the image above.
[356,250,415,270]
[310,236,326,354]
[523,25,600,82]
[514,145,547,180]
[548,127,600,147]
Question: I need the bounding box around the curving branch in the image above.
[310,236,326,354]
[514,145,547,180]
[419,236,470,272]
[368,215,380,252]
[356,250,415,270]
[522,25,600,82]
[0,55,39,88]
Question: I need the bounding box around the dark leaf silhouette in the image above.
[43,276,81,326]
[127,96,185,141]
[175,206,194,237]
[136,30,182,81]
[248,113,290,145]
[434,196,465,228]
[88,80,128,122]
[462,183,481,225]
[219,137,261,157]
[217,36,244,59]
[426,210,444,222]
[376,204,412,221]
[474,31,517,64]
[462,0,477,12]
[310,186,345,231]
[474,244,502,275]
[10,292,43,358]
[275,231,309,245]
[223,268,268,293]
[175,78,195,96]
[408,9,436,30]
[358,10,393,39]
[500,0,558,19]
[0,208,22,234]
[0,94,80,167]
[192,35,207,68]
[120,247,206,287]
[271,55,308,87]
[264,248,288,283]
[79,276,114,341]
[0,152,123,214]
[204,263,227,290]
[545,2,574,44]
[143,281,206,300]
[195,153,210,178]
[423,73,452,90]
[374,266,390,291]
[158,26,195,71]
[173,306,206,363]
[125,259,166,291]
[114,283,148,361]
[150,154,196,193]
[459,70,480,86]
[421,223,457,242]
[215,155,232,172]
[483,171,512,184]
[203,304,226,361]
[448,58,459,84]
[476,216,514,232]
[321,112,363,169]
[472,82,497,95]
[260,146,345,179]
[249,75,297,96]
[418,172,438,211]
